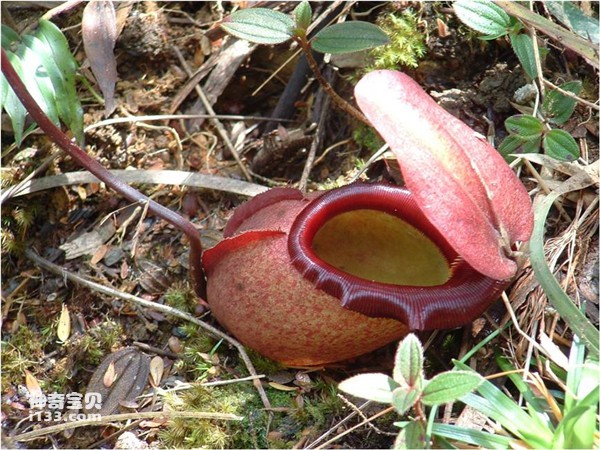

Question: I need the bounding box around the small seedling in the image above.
[338,334,484,449]
[221,1,390,124]
[454,0,589,162]
[339,332,599,449]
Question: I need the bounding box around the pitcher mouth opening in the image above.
[311,208,451,287]
[287,182,506,329]
[288,183,458,289]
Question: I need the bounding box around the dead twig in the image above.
[171,45,254,181]
[7,169,268,199]
[299,90,330,192]
[13,410,242,443]
[313,406,395,449]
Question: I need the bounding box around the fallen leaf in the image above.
[140,417,168,428]
[25,370,43,399]
[57,304,71,343]
[149,356,164,387]
[104,361,116,387]
[85,347,150,415]
[82,0,118,116]
[91,244,109,265]
[120,260,129,278]
[167,336,183,353]
[268,382,298,392]
[59,220,115,260]
[77,185,87,200]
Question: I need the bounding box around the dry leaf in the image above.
[167,336,183,353]
[539,331,569,370]
[25,370,43,398]
[16,311,27,326]
[140,417,168,428]
[82,0,118,116]
[91,244,109,265]
[84,347,150,416]
[149,356,164,388]
[268,382,298,392]
[57,304,71,343]
[120,260,129,278]
[76,185,87,200]
[436,18,450,38]
[104,361,117,387]
[59,220,115,260]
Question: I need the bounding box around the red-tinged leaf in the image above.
[355,70,533,280]
[82,0,117,116]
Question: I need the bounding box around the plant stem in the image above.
[294,37,371,126]
[1,48,206,299]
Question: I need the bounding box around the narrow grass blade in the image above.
[530,192,599,354]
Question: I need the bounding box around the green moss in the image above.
[245,348,285,375]
[160,383,259,448]
[1,200,42,255]
[1,326,44,386]
[293,382,344,429]
[368,9,427,71]
[164,284,196,314]
[78,320,124,364]
[158,373,349,449]
[173,325,221,379]
[353,124,385,154]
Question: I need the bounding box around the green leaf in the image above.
[338,373,398,404]
[564,336,587,414]
[498,134,541,162]
[311,21,389,54]
[394,420,427,449]
[542,80,582,125]
[393,333,423,387]
[1,24,20,49]
[36,19,83,144]
[546,1,599,45]
[432,423,515,449]
[454,364,554,446]
[530,192,599,355]
[2,19,84,146]
[505,114,544,139]
[221,8,295,44]
[391,386,419,415]
[37,20,78,76]
[564,356,600,448]
[553,385,599,449]
[293,1,312,31]
[454,0,511,37]
[21,35,64,120]
[2,52,27,146]
[543,129,580,161]
[510,33,538,79]
[15,35,60,127]
[421,371,483,406]
[495,354,552,432]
